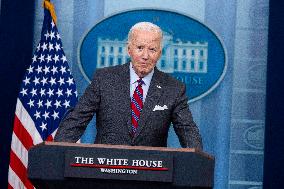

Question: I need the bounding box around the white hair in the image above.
[127,22,163,43]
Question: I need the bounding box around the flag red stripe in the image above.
[46,134,53,141]
[13,115,34,150]
[9,151,34,189]
[8,183,13,189]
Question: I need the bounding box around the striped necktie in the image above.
[131,78,144,136]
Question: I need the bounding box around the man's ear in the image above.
[127,44,131,56]
[157,47,162,59]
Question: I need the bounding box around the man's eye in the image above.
[137,46,143,50]
[150,48,157,52]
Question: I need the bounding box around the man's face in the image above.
[128,29,162,78]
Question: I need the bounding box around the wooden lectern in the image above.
[28,142,214,189]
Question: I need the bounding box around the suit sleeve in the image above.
[172,84,203,149]
[54,72,101,142]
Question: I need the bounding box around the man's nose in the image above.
[141,49,149,59]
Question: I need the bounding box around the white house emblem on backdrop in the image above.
[78,9,226,103]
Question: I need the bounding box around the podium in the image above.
[28,142,214,189]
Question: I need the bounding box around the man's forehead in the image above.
[131,31,161,42]
[132,29,159,36]
[131,38,161,47]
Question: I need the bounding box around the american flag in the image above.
[8,2,77,189]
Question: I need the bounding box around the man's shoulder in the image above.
[97,63,127,73]
[93,63,128,78]
[156,69,185,88]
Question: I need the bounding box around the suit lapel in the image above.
[116,63,133,134]
[133,68,164,140]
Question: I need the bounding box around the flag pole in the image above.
[42,0,57,25]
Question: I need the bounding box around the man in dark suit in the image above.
[55,22,203,149]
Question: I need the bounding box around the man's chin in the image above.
[138,69,151,77]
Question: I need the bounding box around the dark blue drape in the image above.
[0,0,35,188]
[263,0,284,188]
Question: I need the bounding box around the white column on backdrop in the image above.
[229,0,269,188]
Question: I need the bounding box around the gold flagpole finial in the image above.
[42,0,57,25]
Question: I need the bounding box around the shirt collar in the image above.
[130,62,154,86]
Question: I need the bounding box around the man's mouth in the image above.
[139,62,148,65]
